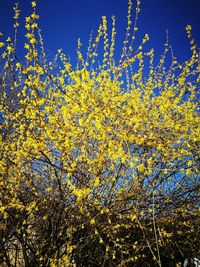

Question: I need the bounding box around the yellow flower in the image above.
[24,43,30,50]
[31,1,37,8]
[31,23,38,29]
[30,38,37,45]
[16,63,21,68]
[90,218,95,225]
[178,77,185,86]
[46,187,52,192]
[31,13,39,19]
[26,16,31,23]
[94,177,100,187]
[7,46,14,53]
[25,24,31,30]
[185,25,192,31]
[99,238,103,244]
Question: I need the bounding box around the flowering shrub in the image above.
[0,1,199,266]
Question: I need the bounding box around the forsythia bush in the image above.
[0,1,199,266]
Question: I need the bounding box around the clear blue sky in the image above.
[0,0,199,64]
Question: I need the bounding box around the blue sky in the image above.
[0,0,199,65]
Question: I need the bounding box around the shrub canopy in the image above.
[0,1,199,266]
